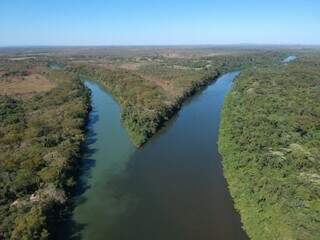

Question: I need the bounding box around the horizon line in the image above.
[1,43,320,48]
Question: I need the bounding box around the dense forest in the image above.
[219,54,320,239]
[0,63,90,240]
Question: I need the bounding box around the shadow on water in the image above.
[59,80,136,240]
[75,111,99,196]
[56,108,100,240]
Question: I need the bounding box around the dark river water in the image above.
[65,71,248,240]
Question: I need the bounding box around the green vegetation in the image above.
[0,64,90,240]
[219,54,320,239]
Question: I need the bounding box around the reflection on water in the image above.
[65,73,248,240]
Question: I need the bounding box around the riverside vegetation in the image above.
[219,53,320,239]
[0,47,310,239]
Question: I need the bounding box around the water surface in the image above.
[282,55,297,63]
[69,72,247,240]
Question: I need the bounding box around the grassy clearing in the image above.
[0,73,56,98]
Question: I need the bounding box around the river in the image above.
[64,71,248,240]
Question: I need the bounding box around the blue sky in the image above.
[0,0,319,46]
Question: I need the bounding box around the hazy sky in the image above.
[0,0,319,46]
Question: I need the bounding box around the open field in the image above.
[0,73,56,98]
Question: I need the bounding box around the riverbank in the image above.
[218,55,320,239]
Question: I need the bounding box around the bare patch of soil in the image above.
[0,74,56,98]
